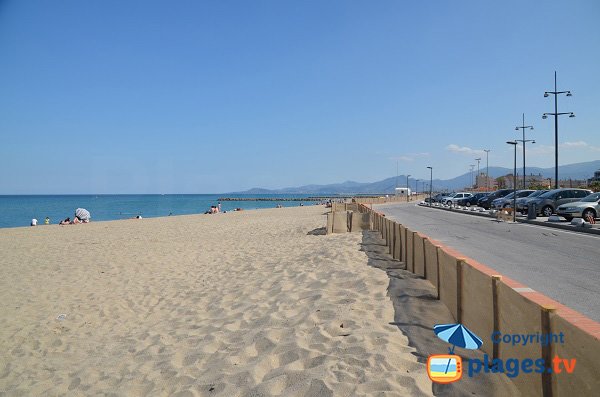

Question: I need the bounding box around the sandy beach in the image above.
[0,205,432,396]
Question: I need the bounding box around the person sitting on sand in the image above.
[59,217,71,225]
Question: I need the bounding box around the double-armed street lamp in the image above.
[543,71,575,189]
[427,166,433,206]
[515,113,535,189]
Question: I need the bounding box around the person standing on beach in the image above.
[45,217,50,225]
[217,202,222,213]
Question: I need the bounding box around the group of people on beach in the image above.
[58,216,88,225]
[205,203,222,214]
[31,208,91,226]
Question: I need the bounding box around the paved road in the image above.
[375,203,600,322]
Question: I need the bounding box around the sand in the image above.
[0,205,433,396]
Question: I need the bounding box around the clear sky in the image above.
[1,0,599,194]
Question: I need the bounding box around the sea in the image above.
[0,194,328,229]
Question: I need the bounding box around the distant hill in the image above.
[231,160,600,194]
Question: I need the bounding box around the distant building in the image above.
[475,173,498,190]
[558,178,589,188]
[523,173,552,189]
[589,169,600,183]
[395,187,411,197]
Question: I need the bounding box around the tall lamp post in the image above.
[484,149,491,191]
[475,157,481,190]
[406,175,411,202]
[515,113,534,189]
[543,71,575,189]
[395,160,399,191]
[469,165,475,190]
[427,166,433,207]
[507,141,518,222]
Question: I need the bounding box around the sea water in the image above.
[0,194,324,228]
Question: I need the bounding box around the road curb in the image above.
[415,203,600,236]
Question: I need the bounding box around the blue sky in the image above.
[1,1,599,193]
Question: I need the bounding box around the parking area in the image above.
[374,202,600,322]
[420,200,600,234]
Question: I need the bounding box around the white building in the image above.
[395,187,411,197]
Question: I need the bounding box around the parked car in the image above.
[515,190,549,214]
[477,189,514,209]
[556,192,600,221]
[445,192,473,205]
[524,188,593,217]
[455,192,490,206]
[424,193,449,203]
[441,193,457,205]
[490,190,535,209]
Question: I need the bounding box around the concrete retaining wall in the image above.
[350,212,371,232]
[424,239,439,293]
[497,283,543,396]
[437,248,459,321]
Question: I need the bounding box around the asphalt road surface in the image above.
[374,202,600,322]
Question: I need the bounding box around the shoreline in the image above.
[0,201,330,231]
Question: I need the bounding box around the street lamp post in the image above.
[406,175,411,202]
[475,157,481,190]
[427,167,433,207]
[395,161,399,191]
[469,165,475,190]
[543,71,575,189]
[515,113,534,189]
[507,141,518,222]
[484,149,491,191]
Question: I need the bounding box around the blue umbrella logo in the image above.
[433,323,483,374]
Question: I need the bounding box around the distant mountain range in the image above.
[231,160,600,195]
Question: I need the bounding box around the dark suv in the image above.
[477,189,513,209]
[524,188,593,217]
[455,192,489,206]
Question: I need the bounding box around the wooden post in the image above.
[456,259,464,323]
[492,275,502,360]
[422,237,428,280]
[435,247,441,300]
[541,305,556,397]
[388,221,393,254]
[411,231,417,273]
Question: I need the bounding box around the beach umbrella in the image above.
[433,323,483,375]
[433,323,482,354]
[75,208,91,221]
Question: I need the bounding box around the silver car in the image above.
[491,190,535,209]
[516,190,549,214]
[446,192,473,205]
[525,188,593,217]
[556,192,600,221]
